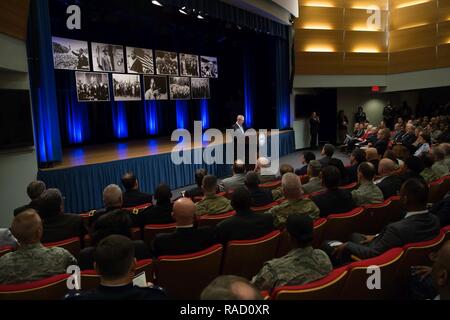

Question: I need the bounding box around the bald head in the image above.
[236,115,245,126]
[282,173,303,199]
[379,158,397,176]
[11,209,43,245]
[173,197,196,226]
[103,184,123,208]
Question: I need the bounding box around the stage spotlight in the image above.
[179,6,188,15]
[197,13,205,19]
[151,0,163,6]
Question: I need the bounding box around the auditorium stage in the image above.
[38,130,295,213]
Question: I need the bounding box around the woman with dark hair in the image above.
[338,110,349,144]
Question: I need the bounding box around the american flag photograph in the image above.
[126,47,154,74]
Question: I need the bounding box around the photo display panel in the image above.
[155,50,179,76]
[52,37,90,71]
[112,74,142,101]
[75,72,110,102]
[179,53,200,77]
[169,76,191,100]
[200,56,218,78]
[92,42,125,73]
[126,47,154,74]
[191,78,210,99]
[144,75,168,100]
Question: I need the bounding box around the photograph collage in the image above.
[52,37,217,102]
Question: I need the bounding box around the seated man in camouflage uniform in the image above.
[420,153,440,183]
[0,209,77,284]
[431,146,449,178]
[271,164,294,201]
[351,162,384,206]
[301,160,325,195]
[251,215,332,292]
[195,175,233,216]
[267,173,320,229]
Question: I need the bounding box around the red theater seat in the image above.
[339,182,358,191]
[154,244,223,299]
[271,266,348,300]
[0,274,69,300]
[197,210,236,228]
[144,223,176,247]
[362,196,403,235]
[0,246,13,258]
[341,248,404,300]
[222,231,281,279]
[251,202,278,213]
[428,178,445,204]
[322,207,365,242]
[43,237,81,258]
[443,226,450,242]
[259,180,281,190]
[122,202,153,213]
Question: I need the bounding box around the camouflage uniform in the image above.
[444,157,450,171]
[351,181,384,206]
[195,194,233,216]
[0,243,77,284]
[302,177,325,194]
[251,247,332,291]
[268,198,320,229]
[420,168,440,183]
[272,187,283,201]
[432,161,449,178]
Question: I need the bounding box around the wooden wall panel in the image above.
[389,0,433,9]
[345,30,388,52]
[344,8,388,31]
[295,29,344,52]
[438,21,450,44]
[389,47,437,73]
[390,1,438,30]
[389,24,437,51]
[437,43,450,67]
[343,52,388,73]
[295,52,344,74]
[0,0,30,40]
[343,0,388,10]
[299,0,344,7]
[295,6,344,29]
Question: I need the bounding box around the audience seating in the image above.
[321,208,365,242]
[131,227,141,241]
[221,231,281,279]
[122,203,152,214]
[192,196,204,203]
[428,178,445,204]
[259,180,281,190]
[0,274,70,300]
[311,218,327,248]
[251,202,278,214]
[361,196,403,235]
[197,210,236,228]
[154,244,223,299]
[339,182,358,191]
[43,237,81,258]
[443,226,450,242]
[271,266,348,300]
[144,223,176,247]
[0,246,13,258]
[341,248,404,300]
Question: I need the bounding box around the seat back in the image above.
[222,231,280,279]
[197,211,236,228]
[251,202,278,214]
[362,196,403,235]
[441,175,450,197]
[0,246,13,258]
[272,266,349,300]
[144,223,176,247]
[155,245,223,299]
[428,178,444,204]
[122,203,153,213]
[322,208,365,242]
[0,274,69,300]
[443,226,450,242]
[131,227,141,241]
[259,180,281,191]
[339,182,358,191]
[341,248,404,300]
[43,237,81,259]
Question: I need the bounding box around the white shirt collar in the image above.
[236,122,244,133]
[404,210,428,219]
[374,176,389,184]
[176,224,194,229]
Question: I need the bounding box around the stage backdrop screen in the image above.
[52,36,90,70]
[0,89,34,150]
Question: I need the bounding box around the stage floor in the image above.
[46,130,292,170]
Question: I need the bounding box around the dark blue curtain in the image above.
[65,75,89,144]
[144,101,159,135]
[274,38,291,129]
[27,0,62,164]
[111,102,129,138]
[199,99,209,129]
[176,100,189,129]
[243,44,255,128]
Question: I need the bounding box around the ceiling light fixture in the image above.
[151,1,163,7]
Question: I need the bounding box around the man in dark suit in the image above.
[121,172,152,208]
[184,169,208,199]
[232,115,246,134]
[151,198,217,257]
[38,188,86,243]
[347,148,366,184]
[66,235,166,300]
[245,172,273,207]
[375,158,403,199]
[139,184,174,226]
[217,187,274,244]
[399,123,417,151]
[14,181,46,216]
[91,184,124,226]
[295,151,316,176]
[312,166,355,218]
[399,156,426,183]
[328,179,440,265]
[369,128,390,157]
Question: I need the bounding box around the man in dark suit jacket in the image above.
[375,158,403,199]
[329,179,440,265]
[245,172,273,207]
[38,188,86,243]
[152,198,217,257]
[184,169,207,199]
[14,181,46,216]
[139,184,174,226]
[91,184,124,226]
[399,124,417,150]
[232,115,246,134]
[295,152,316,176]
[347,148,366,184]
[217,187,274,244]
[312,166,355,218]
[399,156,426,183]
[121,172,152,208]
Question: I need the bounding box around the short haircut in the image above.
[358,162,376,181]
[245,171,260,189]
[154,184,172,203]
[421,133,431,145]
[401,178,429,207]
[279,164,294,176]
[421,153,435,168]
[432,146,445,161]
[121,172,137,191]
[405,156,425,174]
[308,160,322,177]
[322,166,341,189]
[329,158,346,179]
[282,173,302,198]
[303,151,316,163]
[203,175,218,193]
[27,181,46,200]
[92,210,132,246]
[323,144,335,157]
[38,188,63,219]
[201,275,263,300]
[195,169,208,187]
[230,187,252,211]
[286,214,314,245]
[352,148,366,164]
[103,184,122,208]
[94,235,135,281]
[11,209,42,244]
[233,160,246,174]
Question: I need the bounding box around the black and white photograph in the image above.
[144,75,168,100]
[155,50,179,75]
[52,37,90,70]
[200,56,219,78]
[75,72,110,102]
[112,74,141,101]
[92,42,125,73]
[191,78,210,99]
[126,47,154,74]
[179,53,199,77]
[169,77,191,100]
